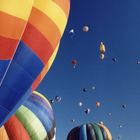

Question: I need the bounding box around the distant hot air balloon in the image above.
[112,57,117,62]
[84,108,91,115]
[96,101,101,108]
[69,29,75,37]
[55,96,61,102]
[92,86,96,90]
[0,0,70,126]
[71,60,77,68]
[67,123,112,140]
[122,104,127,109]
[137,60,140,64]
[78,102,83,107]
[83,88,87,92]
[99,121,104,125]
[99,42,106,54]
[71,119,75,123]
[50,99,55,104]
[0,91,56,140]
[83,26,89,32]
[100,53,105,60]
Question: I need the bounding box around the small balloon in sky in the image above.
[55,96,61,102]
[100,53,105,60]
[99,121,104,125]
[137,60,140,64]
[108,112,112,116]
[92,86,96,90]
[122,104,127,109]
[50,99,55,104]
[71,60,77,68]
[99,42,106,54]
[84,108,91,114]
[119,125,123,128]
[78,102,83,107]
[112,57,117,62]
[69,29,75,37]
[96,101,101,108]
[71,119,75,123]
[118,135,122,139]
[82,25,89,32]
[83,88,87,92]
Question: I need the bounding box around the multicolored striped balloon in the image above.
[0,91,55,140]
[0,0,70,126]
[67,123,112,140]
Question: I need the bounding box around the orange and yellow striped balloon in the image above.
[30,0,70,90]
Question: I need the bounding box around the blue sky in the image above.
[38,0,140,139]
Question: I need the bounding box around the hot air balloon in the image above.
[84,108,91,115]
[0,91,56,140]
[100,53,105,60]
[137,60,140,64]
[83,88,87,92]
[122,104,127,109]
[78,102,83,107]
[71,119,75,123]
[55,96,61,102]
[67,123,112,140]
[99,42,106,54]
[83,26,89,32]
[96,101,101,108]
[71,60,77,68]
[0,0,70,126]
[69,29,75,37]
[112,57,117,62]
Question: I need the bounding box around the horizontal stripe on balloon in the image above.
[15,105,48,140]
[53,0,70,17]
[0,36,18,60]
[13,41,44,79]
[0,0,33,20]
[28,7,61,48]
[33,0,67,34]
[32,45,59,90]
[0,41,45,126]
[24,99,55,139]
[29,94,55,122]
[5,115,31,140]
[0,88,32,127]
[22,23,54,65]
[33,91,52,109]
[0,12,26,40]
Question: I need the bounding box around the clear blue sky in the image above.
[38,0,140,139]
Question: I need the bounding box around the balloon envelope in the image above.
[67,123,112,140]
[0,0,70,126]
[0,91,56,140]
